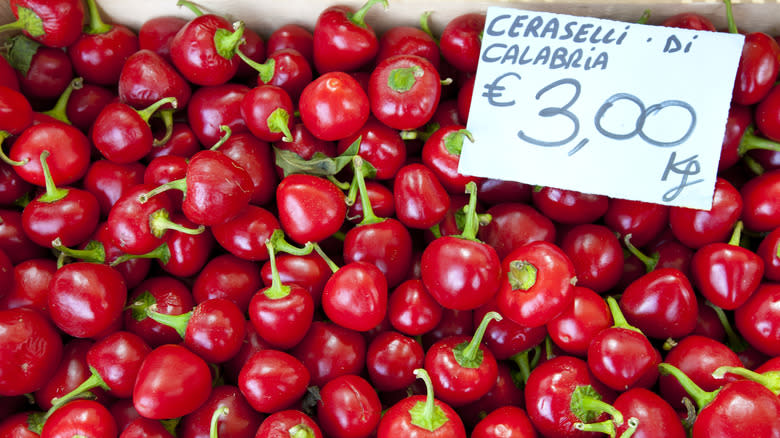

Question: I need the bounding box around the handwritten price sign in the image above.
[458,7,745,209]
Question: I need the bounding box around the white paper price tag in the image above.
[458,7,745,209]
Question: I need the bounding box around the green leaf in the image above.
[6,34,41,76]
[127,291,156,322]
[409,399,449,432]
[274,136,370,177]
[17,6,45,37]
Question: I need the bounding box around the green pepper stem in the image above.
[41,77,83,124]
[739,126,780,155]
[419,11,436,41]
[214,21,245,60]
[727,221,744,246]
[456,311,502,367]
[210,125,232,151]
[209,406,229,438]
[579,396,624,426]
[52,238,106,264]
[511,347,535,385]
[619,418,640,438]
[606,296,640,333]
[723,0,739,34]
[176,0,204,16]
[348,0,388,28]
[153,109,175,147]
[46,369,110,420]
[138,179,187,204]
[409,368,449,432]
[636,9,651,24]
[0,21,25,34]
[745,153,766,175]
[1,6,45,39]
[110,243,171,267]
[712,366,780,395]
[622,234,658,273]
[313,242,340,273]
[444,129,473,157]
[658,363,718,410]
[704,300,748,352]
[149,208,205,238]
[453,181,481,241]
[353,155,384,226]
[267,108,294,142]
[574,419,616,437]
[146,307,193,339]
[270,229,314,256]
[0,132,28,166]
[82,0,112,34]
[326,175,351,191]
[263,234,292,300]
[236,49,275,84]
[136,97,177,125]
[36,150,69,203]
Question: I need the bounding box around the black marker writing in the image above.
[482,72,522,107]
[661,152,703,202]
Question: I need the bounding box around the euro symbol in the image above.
[482,72,522,107]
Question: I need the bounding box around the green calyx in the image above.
[507,260,538,291]
[453,311,502,368]
[289,424,317,438]
[126,290,156,322]
[0,7,43,38]
[387,65,423,92]
[570,384,624,426]
[444,129,474,157]
[409,368,450,432]
[214,21,245,60]
[267,108,294,142]
[148,207,205,239]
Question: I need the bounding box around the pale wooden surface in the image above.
[1,0,780,36]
